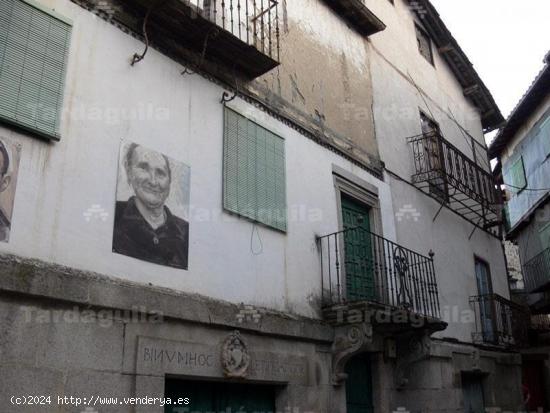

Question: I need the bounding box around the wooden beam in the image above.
[438,44,454,54]
[463,84,481,96]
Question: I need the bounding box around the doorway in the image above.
[461,373,485,413]
[523,358,548,410]
[345,353,374,413]
[165,378,277,413]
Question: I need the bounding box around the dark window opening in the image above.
[415,24,434,65]
[420,112,448,203]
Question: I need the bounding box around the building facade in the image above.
[490,51,550,411]
[0,0,525,412]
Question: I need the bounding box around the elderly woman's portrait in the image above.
[0,137,21,243]
[113,141,191,270]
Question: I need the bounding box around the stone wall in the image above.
[0,253,524,413]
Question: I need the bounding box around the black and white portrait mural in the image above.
[0,137,21,243]
[113,141,190,270]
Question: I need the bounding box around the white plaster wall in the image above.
[0,0,396,319]
[287,0,371,74]
[365,0,487,152]
[367,0,509,342]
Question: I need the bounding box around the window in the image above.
[539,115,550,159]
[474,258,495,343]
[420,112,447,203]
[504,157,527,195]
[475,258,493,296]
[415,24,434,65]
[420,111,439,135]
[223,107,286,231]
[0,0,72,140]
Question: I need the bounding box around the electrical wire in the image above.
[447,106,491,171]
[503,182,550,192]
[181,27,219,75]
[407,71,438,128]
[407,71,492,172]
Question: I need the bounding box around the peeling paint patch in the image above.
[340,53,352,106]
[289,73,306,105]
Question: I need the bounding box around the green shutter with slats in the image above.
[504,156,527,195]
[223,107,286,232]
[539,223,550,251]
[0,0,71,140]
[540,115,550,158]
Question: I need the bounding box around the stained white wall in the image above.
[0,0,509,343]
[367,0,509,342]
[0,0,396,319]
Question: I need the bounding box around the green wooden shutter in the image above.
[0,0,71,140]
[539,223,550,251]
[504,157,527,194]
[223,107,286,231]
[341,195,375,301]
[540,116,550,158]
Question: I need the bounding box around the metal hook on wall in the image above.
[220,65,240,104]
[181,67,196,75]
[220,90,238,104]
[131,0,167,66]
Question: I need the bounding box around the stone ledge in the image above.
[431,339,522,364]
[0,253,333,344]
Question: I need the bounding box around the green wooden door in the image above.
[165,379,276,413]
[345,354,374,413]
[341,195,375,301]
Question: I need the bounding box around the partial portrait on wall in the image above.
[0,137,21,243]
[113,141,191,270]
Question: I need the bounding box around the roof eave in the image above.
[488,57,550,159]
[407,0,504,133]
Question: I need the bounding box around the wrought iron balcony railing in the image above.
[318,227,441,320]
[531,314,550,332]
[110,0,280,78]
[408,131,501,235]
[523,248,550,293]
[470,294,530,349]
[188,0,280,59]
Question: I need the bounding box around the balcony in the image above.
[470,294,530,349]
[408,131,501,235]
[318,227,443,330]
[531,314,550,332]
[109,0,280,78]
[322,0,386,37]
[523,248,550,293]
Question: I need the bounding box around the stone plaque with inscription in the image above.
[136,336,309,385]
[137,337,220,377]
